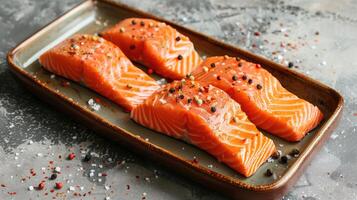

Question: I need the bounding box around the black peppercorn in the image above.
[169,88,175,93]
[280,155,289,164]
[265,169,273,177]
[50,173,57,180]
[140,21,145,26]
[187,98,192,103]
[210,106,217,113]
[248,79,253,84]
[131,20,136,25]
[288,62,294,68]
[256,84,262,90]
[83,154,92,162]
[178,94,184,99]
[210,63,216,68]
[177,55,183,60]
[242,75,247,80]
[232,75,238,81]
[238,62,242,67]
[175,36,181,41]
[217,76,221,80]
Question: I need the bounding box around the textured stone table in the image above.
[0,0,356,199]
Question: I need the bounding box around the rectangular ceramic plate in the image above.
[7,0,343,199]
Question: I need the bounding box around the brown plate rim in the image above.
[6,0,344,193]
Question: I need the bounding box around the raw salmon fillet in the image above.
[39,34,160,111]
[192,56,323,142]
[131,80,276,177]
[101,18,202,80]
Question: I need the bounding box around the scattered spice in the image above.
[288,62,294,68]
[265,169,273,177]
[119,27,125,33]
[238,62,242,67]
[210,63,216,68]
[272,150,281,159]
[178,94,184,99]
[28,186,34,191]
[140,21,145,26]
[289,148,300,158]
[67,153,76,160]
[177,55,183,60]
[186,98,192,104]
[55,182,63,190]
[256,84,262,90]
[248,79,253,84]
[147,68,154,75]
[210,106,217,113]
[83,154,92,162]
[254,31,260,36]
[50,173,57,180]
[54,166,61,173]
[131,20,136,25]
[280,155,289,164]
[216,76,221,80]
[38,182,45,190]
[188,74,195,81]
[232,75,238,81]
[169,88,175,93]
[194,96,203,105]
[242,75,247,80]
[175,36,181,41]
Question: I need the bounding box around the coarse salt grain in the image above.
[55,167,61,173]
[87,98,101,111]
[105,185,110,190]
[28,186,34,191]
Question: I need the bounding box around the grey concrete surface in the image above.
[0,0,356,199]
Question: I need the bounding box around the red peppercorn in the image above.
[38,182,45,190]
[254,32,260,36]
[68,153,76,160]
[147,68,153,75]
[55,182,63,189]
[255,64,261,68]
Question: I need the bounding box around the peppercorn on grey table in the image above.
[0,0,356,199]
